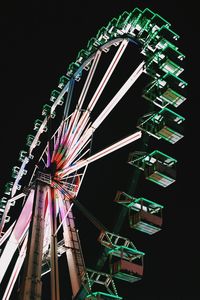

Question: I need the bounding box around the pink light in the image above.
[60,131,142,177]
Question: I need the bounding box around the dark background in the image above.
[0,1,198,299]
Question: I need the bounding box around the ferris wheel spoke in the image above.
[66,52,101,143]
[33,40,130,180]
[56,144,91,177]
[76,50,102,110]
[63,78,75,120]
[55,61,144,178]
[92,61,145,130]
[0,221,16,246]
[2,234,28,300]
[0,193,26,235]
[51,122,66,163]
[62,39,129,156]
[0,189,34,284]
[55,202,74,236]
[58,117,92,165]
[56,132,92,172]
[60,131,142,178]
[65,50,102,144]
[66,60,144,165]
[87,38,129,112]
[43,203,51,256]
[0,6,187,299]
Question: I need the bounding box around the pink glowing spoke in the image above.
[0,190,34,284]
[63,120,92,160]
[62,39,128,156]
[57,127,93,172]
[77,50,102,110]
[51,122,64,161]
[60,131,142,177]
[55,202,74,236]
[67,111,90,149]
[2,234,28,300]
[46,142,51,168]
[0,221,16,246]
[55,120,92,169]
[55,112,89,164]
[51,40,131,174]
[92,61,145,130]
[66,50,102,144]
[87,39,129,112]
[57,142,91,177]
[43,204,51,255]
[58,61,144,172]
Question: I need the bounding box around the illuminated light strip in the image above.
[55,120,92,168]
[46,138,53,168]
[57,50,102,154]
[88,39,129,112]
[50,123,64,163]
[51,113,72,163]
[56,124,92,170]
[59,80,75,148]
[52,122,68,163]
[28,39,125,158]
[77,50,102,110]
[65,39,129,153]
[42,204,51,255]
[57,142,91,174]
[2,234,28,300]
[0,221,16,246]
[28,40,129,170]
[0,190,34,284]
[92,61,145,130]
[61,61,144,170]
[61,131,142,177]
[27,39,125,160]
[65,110,90,153]
[11,157,29,197]
[66,50,102,147]
[55,202,73,236]
[0,193,26,235]
[56,40,128,165]
[63,78,75,120]
[52,117,79,164]
[57,127,94,173]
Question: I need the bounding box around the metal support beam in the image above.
[19,180,48,300]
[49,188,60,300]
[58,196,85,298]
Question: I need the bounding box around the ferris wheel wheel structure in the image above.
[0,6,187,300]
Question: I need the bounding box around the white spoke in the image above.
[61,131,142,177]
[92,61,145,130]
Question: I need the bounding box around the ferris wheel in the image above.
[0,7,187,300]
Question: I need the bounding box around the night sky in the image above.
[0,1,198,299]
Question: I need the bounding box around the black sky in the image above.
[0,1,198,299]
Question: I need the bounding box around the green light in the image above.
[131,197,164,208]
[108,245,145,257]
[146,171,176,187]
[146,150,177,164]
[131,221,161,235]
[86,292,123,300]
[113,271,142,283]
